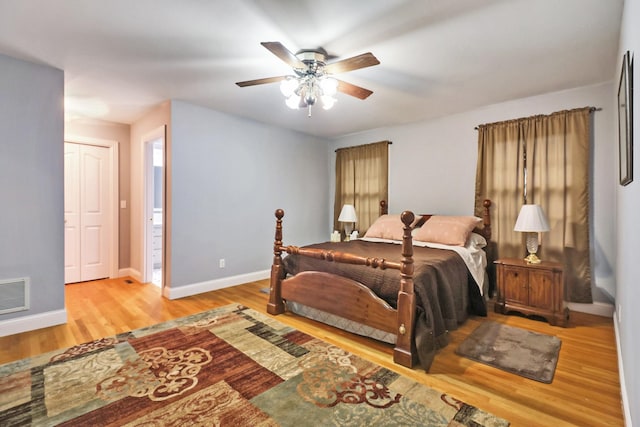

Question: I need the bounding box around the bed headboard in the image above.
[377,199,492,242]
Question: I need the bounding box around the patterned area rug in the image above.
[455,321,561,383]
[0,304,509,426]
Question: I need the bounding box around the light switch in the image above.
[120,200,127,209]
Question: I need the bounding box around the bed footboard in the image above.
[267,209,418,368]
[280,271,397,333]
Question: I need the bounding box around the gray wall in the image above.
[168,100,330,288]
[615,0,639,423]
[331,82,616,305]
[0,53,64,322]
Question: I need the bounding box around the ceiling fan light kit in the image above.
[236,42,379,117]
[280,74,338,113]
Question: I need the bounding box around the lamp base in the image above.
[343,223,354,241]
[524,253,542,264]
[524,233,542,263]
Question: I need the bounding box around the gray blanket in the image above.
[282,240,485,370]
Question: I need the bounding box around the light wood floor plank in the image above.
[0,277,623,426]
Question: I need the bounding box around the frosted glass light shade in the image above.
[280,77,298,97]
[319,77,338,96]
[285,94,300,109]
[321,95,336,110]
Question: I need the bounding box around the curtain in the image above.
[475,107,592,303]
[334,141,389,235]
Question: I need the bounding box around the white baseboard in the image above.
[165,270,270,300]
[613,310,633,427]
[0,309,67,337]
[118,268,136,278]
[123,268,143,283]
[567,301,614,317]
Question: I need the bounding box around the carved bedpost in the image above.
[481,199,497,296]
[482,199,492,241]
[379,200,388,216]
[267,209,286,315]
[394,210,417,368]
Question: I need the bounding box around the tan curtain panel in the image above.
[475,107,592,303]
[334,141,389,235]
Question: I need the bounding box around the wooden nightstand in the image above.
[494,258,569,327]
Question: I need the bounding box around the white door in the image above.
[64,143,111,283]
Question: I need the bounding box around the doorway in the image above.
[143,127,166,288]
[64,138,119,283]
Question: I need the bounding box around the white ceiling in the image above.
[0,0,624,138]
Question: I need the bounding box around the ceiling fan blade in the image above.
[261,41,305,69]
[324,52,380,74]
[337,80,373,100]
[235,76,288,87]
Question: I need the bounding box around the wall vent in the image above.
[0,277,30,315]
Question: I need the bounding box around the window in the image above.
[334,141,389,234]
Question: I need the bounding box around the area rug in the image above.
[455,321,561,383]
[0,304,509,426]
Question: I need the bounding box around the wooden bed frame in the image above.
[267,200,493,368]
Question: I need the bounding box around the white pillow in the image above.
[466,232,487,249]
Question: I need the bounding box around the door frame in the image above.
[64,135,119,280]
[141,126,166,287]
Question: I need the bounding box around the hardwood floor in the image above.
[0,277,623,426]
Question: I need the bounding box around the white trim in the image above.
[64,135,119,279]
[164,270,270,300]
[0,309,67,337]
[141,126,166,286]
[118,268,136,278]
[567,301,614,317]
[126,268,143,284]
[614,311,633,427]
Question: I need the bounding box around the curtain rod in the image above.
[335,140,392,152]
[473,106,602,130]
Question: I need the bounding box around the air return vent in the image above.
[0,277,30,314]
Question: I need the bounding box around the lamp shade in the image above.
[514,204,550,232]
[338,204,357,223]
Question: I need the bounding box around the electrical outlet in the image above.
[219,259,225,268]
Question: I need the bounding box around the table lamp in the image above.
[338,204,357,240]
[514,204,550,264]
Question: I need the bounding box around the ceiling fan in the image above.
[236,42,380,116]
